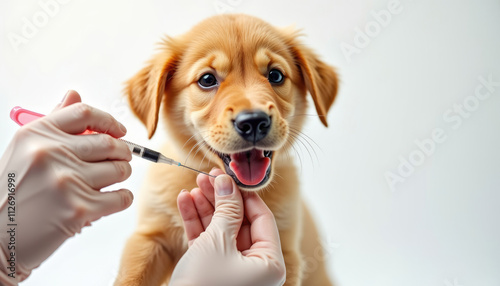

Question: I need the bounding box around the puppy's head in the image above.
[126,14,338,191]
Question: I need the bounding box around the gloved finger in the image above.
[81,160,132,189]
[177,190,204,246]
[47,102,127,137]
[191,188,214,230]
[52,90,82,113]
[207,168,224,187]
[236,222,252,251]
[196,168,225,207]
[209,175,244,239]
[72,134,132,162]
[242,192,281,252]
[90,189,134,219]
[201,168,252,249]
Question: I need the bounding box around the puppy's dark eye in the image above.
[198,73,218,88]
[268,69,284,84]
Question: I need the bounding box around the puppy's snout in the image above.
[234,111,271,143]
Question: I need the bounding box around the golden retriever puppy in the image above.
[115,14,338,286]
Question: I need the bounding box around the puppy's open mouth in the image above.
[217,149,273,189]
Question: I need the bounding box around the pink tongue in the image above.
[229,149,271,186]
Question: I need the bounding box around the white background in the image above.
[1,0,500,285]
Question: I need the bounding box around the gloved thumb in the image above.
[207,175,244,243]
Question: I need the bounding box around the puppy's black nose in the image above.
[234,111,271,143]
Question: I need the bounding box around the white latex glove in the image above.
[171,170,286,286]
[0,91,133,285]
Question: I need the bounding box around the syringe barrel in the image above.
[123,139,160,163]
[140,148,161,163]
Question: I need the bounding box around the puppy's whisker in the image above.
[273,172,284,181]
[282,139,297,161]
[198,143,213,171]
[184,139,207,166]
[288,131,315,171]
[284,137,303,175]
[285,113,327,120]
[189,145,208,174]
[266,181,275,193]
[191,140,208,165]
[181,131,208,155]
[181,130,209,153]
[262,178,276,193]
[289,125,322,162]
[288,129,319,170]
[267,171,285,194]
[295,136,315,172]
[289,125,323,153]
[282,146,293,162]
[184,142,202,166]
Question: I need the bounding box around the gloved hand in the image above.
[0,91,133,285]
[171,169,286,286]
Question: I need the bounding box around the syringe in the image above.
[10,106,215,178]
[119,139,215,177]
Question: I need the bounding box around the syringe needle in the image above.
[157,154,215,178]
[178,164,216,178]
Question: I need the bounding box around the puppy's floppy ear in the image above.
[288,36,339,127]
[125,38,177,138]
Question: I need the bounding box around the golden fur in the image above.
[115,14,338,286]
